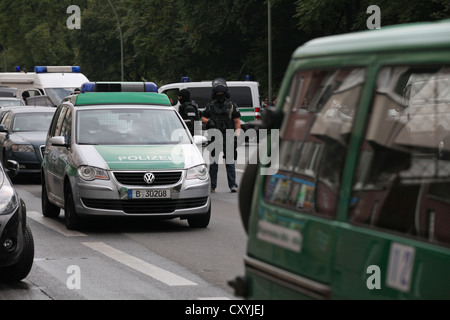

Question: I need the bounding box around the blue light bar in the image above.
[15,66,20,72]
[81,82,96,93]
[246,75,251,81]
[34,66,48,73]
[34,66,81,73]
[181,77,190,83]
[80,82,159,93]
[144,82,158,93]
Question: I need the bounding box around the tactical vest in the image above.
[180,101,200,120]
[180,101,200,135]
[208,100,235,133]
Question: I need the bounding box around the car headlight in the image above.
[0,185,19,215]
[78,166,110,181]
[12,144,34,153]
[186,164,208,180]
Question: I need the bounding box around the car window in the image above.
[350,66,450,247]
[53,106,69,137]
[76,108,190,145]
[59,108,72,143]
[12,112,55,132]
[264,68,366,218]
[0,99,24,107]
[1,111,12,129]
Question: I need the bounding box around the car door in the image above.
[45,106,71,203]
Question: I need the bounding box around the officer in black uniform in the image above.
[202,78,241,193]
[178,89,201,136]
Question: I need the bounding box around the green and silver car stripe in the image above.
[94,145,185,170]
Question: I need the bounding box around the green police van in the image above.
[230,19,450,299]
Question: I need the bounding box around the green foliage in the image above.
[0,0,448,99]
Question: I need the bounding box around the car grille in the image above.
[40,145,45,159]
[81,197,208,214]
[113,171,183,186]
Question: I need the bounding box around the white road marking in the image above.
[82,242,198,287]
[27,211,87,237]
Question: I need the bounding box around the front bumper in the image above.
[0,205,24,267]
[6,146,43,175]
[72,170,211,218]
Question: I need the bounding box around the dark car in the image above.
[0,107,56,177]
[0,160,34,282]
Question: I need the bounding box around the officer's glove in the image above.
[206,118,216,129]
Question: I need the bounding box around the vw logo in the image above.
[143,173,156,185]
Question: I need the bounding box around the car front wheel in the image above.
[187,205,211,228]
[41,178,60,218]
[0,225,35,282]
[64,185,80,230]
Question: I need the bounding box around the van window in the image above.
[163,86,255,111]
[264,68,366,218]
[350,66,450,247]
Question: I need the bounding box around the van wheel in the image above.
[41,178,60,218]
[64,185,80,230]
[0,225,34,282]
[238,164,258,234]
[188,205,211,228]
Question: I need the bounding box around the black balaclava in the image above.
[178,89,191,104]
[213,84,228,103]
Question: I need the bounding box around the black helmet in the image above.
[212,78,230,99]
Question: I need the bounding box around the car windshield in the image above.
[0,99,24,107]
[76,108,191,145]
[45,88,74,106]
[12,112,55,132]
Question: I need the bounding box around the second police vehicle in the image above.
[41,82,211,230]
[0,66,89,106]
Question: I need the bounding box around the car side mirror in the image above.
[49,136,68,147]
[193,135,208,147]
[0,124,8,133]
[5,160,19,178]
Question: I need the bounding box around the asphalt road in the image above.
[0,143,258,300]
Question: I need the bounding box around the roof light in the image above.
[15,66,20,72]
[181,77,191,83]
[144,82,158,93]
[246,75,251,81]
[80,82,158,93]
[34,66,81,73]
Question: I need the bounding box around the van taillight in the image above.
[255,107,261,119]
